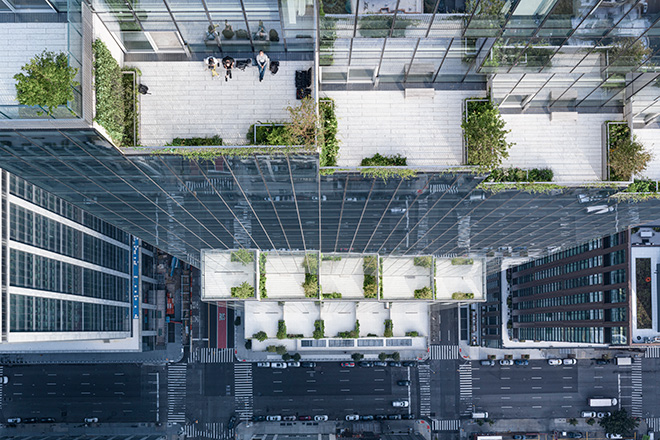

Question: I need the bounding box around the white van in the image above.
[472,412,489,419]
[615,357,632,366]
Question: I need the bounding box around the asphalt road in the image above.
[471,359,632,420]
[1,364,161,423]
[186,363,235,423]
[252,363,417,419]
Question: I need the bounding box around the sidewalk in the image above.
[235,420,430,440]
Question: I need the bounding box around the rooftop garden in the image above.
[201,249,257,300]
[381,256,435,300]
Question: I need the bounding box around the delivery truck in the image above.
[589,398,617,407]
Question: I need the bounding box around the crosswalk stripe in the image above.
[432,419,460,431]
[647,418,660,430]
[184,422,227,439]
[631,358,643,418]
[429,345,460,360]
[167,364,187,423]
[459,362,473,416]
[418,364,432,417]
[189,348,234,364]
[646,346,660,358]
[234,363,253,421]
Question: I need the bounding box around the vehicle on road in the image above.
[589,398,617,407]
[256,362,270,368]
[563,359,577,365]
[252,415,266,422]
[360,415,374,421]
[471,412,489,419]
[40,418,55,423]
[392,400,409,407]
[513,436,535,439]
[397,380,411,386]
[606,435,623,439]
[266,416,281,421]
[7,418,20,424]
[561,432,583,438]
[345,414,360,421]
[480,360,495,366]
[595,359,610,365]
[581,411,597,418]
[84,418,98,423]
[282,415,296,421]
[358,361,374,367]
[615,357,632,366]
[388,361,402,367]
[23,418,37,424]
[227,416,237,430]
[301,362,316,368]
[387,414,402,420]
[286,362,300,368]
[375,415,387,420]
[402,414,415,420]
[402,361,417,367]
[514,360,529,366]
[271,362,287,369]
[341,362,355,368]
[374,361,388,367]
[548,359,563,366]
[1,376,8,384]
[298,416,312,421]
[597,412,612,418]
[314,415,328,421]
[499,359,513,366]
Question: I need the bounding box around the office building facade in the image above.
[508,230,629,345]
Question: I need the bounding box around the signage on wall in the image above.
[132,237,140,319]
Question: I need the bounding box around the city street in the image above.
[1,364,162,423]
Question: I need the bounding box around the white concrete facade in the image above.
[381,257,433,300]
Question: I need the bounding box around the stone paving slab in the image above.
[323,89,484,167]
[133,60,313,146]
[0,24,68,106]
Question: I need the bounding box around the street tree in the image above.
[599,409,639,435]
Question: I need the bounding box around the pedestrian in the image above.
[222,55,234,82]
[256,50,269,82]
[204,56,219,78]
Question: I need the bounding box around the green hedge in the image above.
[246,123,288,145]
[463,99,513,169]
[361,153,407,166]
[452,291,474,300]
[93,39,125,145]
[451,257,474,265]
[487,167,554,182]
[322,292,342,299]
[231,281,254,298]
[167,135,223,146]
[277,320,287,339]
[413,256,433,268]
[414,286,433,299]
[320,99,339,167]
[253,331,267,341]
[384,319,393,337]
[230,249,254,265]
[259,253,267,299]
[302,273,319,297]
[363,255,378,298]
[313,320,325,339]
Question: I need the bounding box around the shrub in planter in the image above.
[452,291,474,300]
[230,249,254,265]
[253,331,267,342]
[282,353,291,361]
[405,331,419,337]
[168,135,223,146]
[361,153,407,166]
[609,124,652,181]
[413,256,433,268]
[391,351,400,361]
[488,354,496,360]
[626,179,658,193]
[384,319,394,337]
[302,273,319,298]
[414,286,433,299]
[292,353,301,361]
[351,352,364,361]
[231,281,254,298]
[451,257,474,265]
[14,50,79,116]
[313,320,325,339]
[259,253,267,299]
[277,320,287,339]
[379,352,388,361]
[463,99,513,169]
[269,29,279,42]
[275,345,287,355]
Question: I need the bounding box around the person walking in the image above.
[204,56,219,78]
[222,55,235,82]
[256,50,269,82]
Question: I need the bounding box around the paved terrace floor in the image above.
[134,60,313,146]
[0,23,68,107]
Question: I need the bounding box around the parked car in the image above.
[282,415,296,421]
[7,418,20,424]
[286,362,300,368]
[581,411,597,418]
[271,362,287,369]
[388,361,402,367]
[266,415,281,422]
[402,361,417,367]
[298,416,312,421]
[84,418,98,423]
[374,361,388,367]
[598,412,612,418]
[2,376,8,384]
[392,401,409,407]
[514,359,529,366]
[563,359,577,365]
[23,418,38,424]
[595,359,610,365]
[562,432,583,438]
[388,414,402,420]
[402,414,415,420]
[397,380,411,386]
[358,361,374,367]
[252,415,266,422]
[300,362,316,368]
[499,359,514,366]
[345,414,360,421]
[227,416,237,430]
[548,359,563,366]
[341,362,355,368]
[360,415,374,421]
[480,360,495,366]
[314,415,328,421]
[375,415,387,420]
[606,435,623,439]
[256,362,270,368]
[40,418,56,423]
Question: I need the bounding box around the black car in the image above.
[375,415,387,420]
[402,361,417,367]
[23,418,38,424]
[564,432,583,439]
[595,359,610,365]
[402,414,415,420]
[300,361,316,368]
[388,414,402,420]
[360,415,374,421]
[358,361,373,368]
[388,361,402,367]
[252,415,265,422]
[40,418,56,423]
[397,380,411,386]
[228,415,237,430]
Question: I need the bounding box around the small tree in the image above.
[568,418,578,426]
[587,418,596,426]
[292,353,301,362]
[231,281,255,299]
[253,331,268,342]
[351,352,364,361]
[609,135,652,181]
[282,353,291,361]
[600,409,639,435]
[462,99,513,169]
[379,352,388,361]
[275,345,287,355]
[283,97,322,151]
[391,352,400,361]
[14,50,79,116]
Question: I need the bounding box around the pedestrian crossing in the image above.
[234,363,253,421]
[646,417,660,431]
[189,348,234,363]
[418,364,432,417]
[631,358,643,418]
[646,346,660,358]
[432,419,460,431]
[167,364,187,424]
[429,345,460,360]
[459,362,473,416]
[184,422,227,439]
